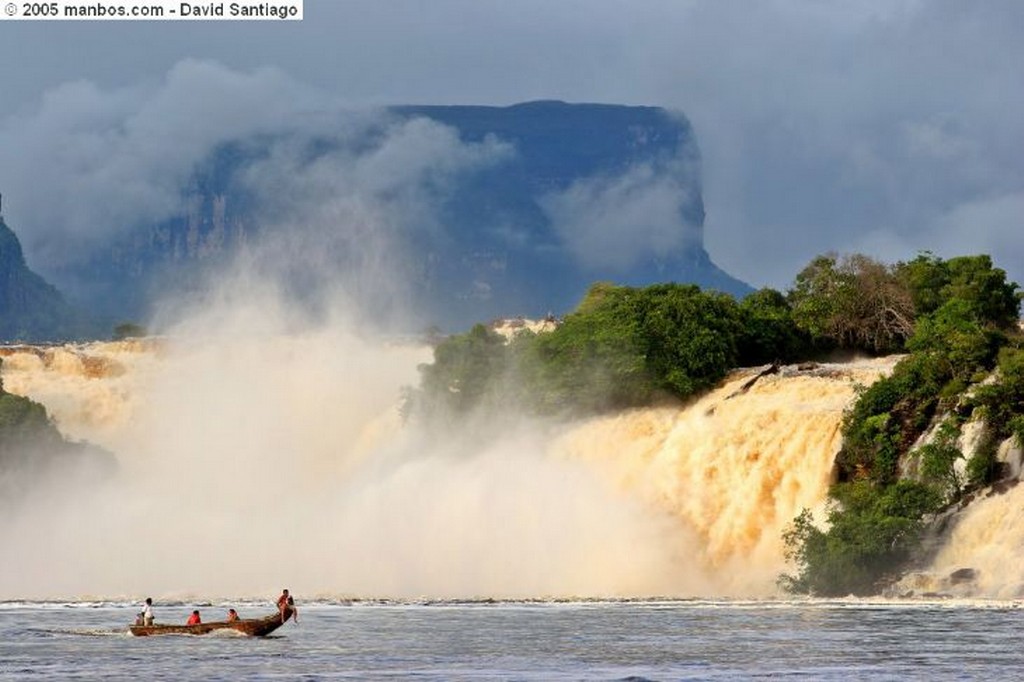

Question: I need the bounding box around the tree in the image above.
[415,323,510,417]
[906,299,1001,385]
[944,255,1021,329]
[780,481,942,596]
[521,283,743,413]
[788,253,914,354]
[113,322,147,340]
[408,282,751,420]
[897,253,1021,329]
[738,288,808,364]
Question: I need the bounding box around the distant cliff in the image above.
[52,101,753,329]
[0,217,102,342]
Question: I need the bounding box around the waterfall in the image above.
[0,339,896,600]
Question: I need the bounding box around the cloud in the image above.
[0,1,1021,293]
[681,1,1024,290]
[541,161,700,272]
[201,115,513,327]
[850,191,1024,285]
[0,59,512,328]
[0,59,325,268]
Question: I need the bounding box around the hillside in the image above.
[0,217,102,342]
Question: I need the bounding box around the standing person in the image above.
[140,597,154,626]
[277,589,290,623]
[186,610,201,625]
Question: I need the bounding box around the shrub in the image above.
[916,418,964,503]
[780,481,942,596]
[838,353,948,483]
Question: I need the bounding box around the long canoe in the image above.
[129,606,294,637]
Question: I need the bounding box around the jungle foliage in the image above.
[782,254,1022,596]
[408,282,811,422]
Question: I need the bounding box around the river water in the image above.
[1,599,1021,680]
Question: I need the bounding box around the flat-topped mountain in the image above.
[48,101,753,330]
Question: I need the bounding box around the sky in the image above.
[0,0,1022,293]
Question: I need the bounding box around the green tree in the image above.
[943,255,1021,329]
[635,284,743,397]
[737,288,808,365]
[521,283,743,413]
[415,323,510,417]
[780,481,942,596]
[408,282,751,420]
[785,252,1021,597]
[898,253,1021,328]
[788,253,914,354]
[112,322,147,340]
[521,289,650,413]
[907,299,1001,386]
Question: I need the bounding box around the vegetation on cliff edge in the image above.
[406,251,1022,597]
[781,254,1022,596]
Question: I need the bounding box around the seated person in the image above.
[226,608,239,622]
[287,595,298,624]
[186,610,201,625]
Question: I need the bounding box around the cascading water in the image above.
[554,360,897,595]
[892,481,1024,599]
[1,337,899,600]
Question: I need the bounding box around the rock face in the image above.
[53,101,753,329]
[0,218,100,342]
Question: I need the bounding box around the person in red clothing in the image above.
[186,610,201,625]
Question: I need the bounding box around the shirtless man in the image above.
[277,589,296,623]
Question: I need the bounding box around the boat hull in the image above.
[129,606,293,637]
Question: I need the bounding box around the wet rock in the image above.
[949,568,977,585]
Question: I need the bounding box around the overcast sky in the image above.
[1,0,1021,292]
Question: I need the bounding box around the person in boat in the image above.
[276,589,288,622]
[138,597,154,626]
[226,608,239,622]
[287,595,298,624]
[186,610,201,625]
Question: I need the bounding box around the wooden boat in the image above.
[129,605,294,637]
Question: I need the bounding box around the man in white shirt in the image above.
[140,597,154,626]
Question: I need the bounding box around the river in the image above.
[2,599,1021,680]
